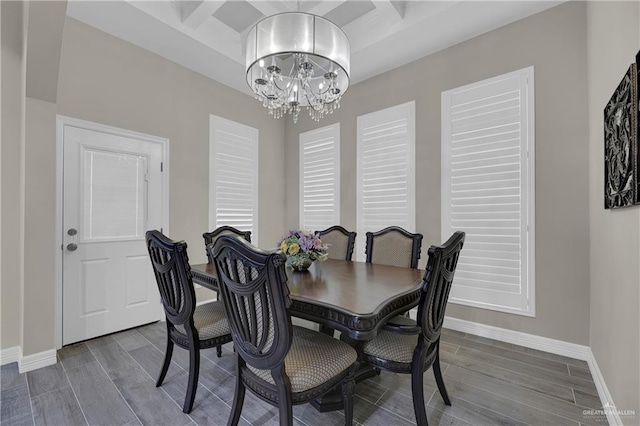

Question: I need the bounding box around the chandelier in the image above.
[245,12,350,123]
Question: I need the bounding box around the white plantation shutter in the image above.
[299,124,340,231]
[209,116,259,244]
[442,67,535,316]
[356,102,416,261]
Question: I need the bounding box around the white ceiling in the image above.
[66,0,564,96]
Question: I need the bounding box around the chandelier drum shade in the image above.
[245,12,350,123]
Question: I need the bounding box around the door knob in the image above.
[67,243,78,251]
[67,228,77,236]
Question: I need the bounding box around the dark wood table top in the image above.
[191,259,424,340]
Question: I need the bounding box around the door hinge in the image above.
[161,162,164,172]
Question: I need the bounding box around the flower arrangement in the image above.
[279,230,328,271]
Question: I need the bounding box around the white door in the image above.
[62,125,164,345]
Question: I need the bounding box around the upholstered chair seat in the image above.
[248,325,357,394]
[363,330,419,364]
[173,301,230,342]
[355,231,466,426]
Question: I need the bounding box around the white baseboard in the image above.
[586,349,623,426]
[19,349,57,373]
[1,346,57,372]
[441,316,624,425]
[442,316,591,360]
[0,346,21,365]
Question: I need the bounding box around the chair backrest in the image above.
[417,231,465,347]
[316,226,357,261]
[203,226,252,263]
[146,230,196,327]
[209,235,292,371]
[365,226,423,268]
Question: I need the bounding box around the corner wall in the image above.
[285,2,590,345]
[587,1,640,420]
[1,0,25,353]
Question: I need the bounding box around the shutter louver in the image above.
[442,67,535,316]
[357,102,415,260]
[210,117,259,244]
[299,124,340,231]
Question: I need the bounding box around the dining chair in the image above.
[356,231,465,425]
[365,226,423,318]
[203,226,252,263]
[316,225,357,261]
[209,235,358,426]
[146,230,233,413]
[365,226,423,268]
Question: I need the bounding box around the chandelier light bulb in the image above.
[246,12,350,124]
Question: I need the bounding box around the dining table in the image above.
[190,258,425,411]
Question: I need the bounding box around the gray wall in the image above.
[587,1,640,418]
[1,1,25,351]
[284,2,591,345]
[23,97,58,354]
[22,0,67,356]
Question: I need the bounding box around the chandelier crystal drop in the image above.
[245,13,350,124]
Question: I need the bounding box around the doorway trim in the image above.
[55,115,170,349]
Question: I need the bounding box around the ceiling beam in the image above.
[305,1,347,17]
[246,0,289,17]
[181,0,224,29]
[374,0,404,25]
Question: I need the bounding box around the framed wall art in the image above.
[604,60,638,209]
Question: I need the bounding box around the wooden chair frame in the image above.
[203,226,252,263]
[146,230,233,413]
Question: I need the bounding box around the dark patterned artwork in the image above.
[604,62,638,209]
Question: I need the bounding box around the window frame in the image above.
[441,66,536,317]
[356,101,416,261]
[209,115,259,246]
[299,123,341,232]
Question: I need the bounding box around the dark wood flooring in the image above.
[1,323,607,425]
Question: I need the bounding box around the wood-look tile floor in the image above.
[1,324,607,426]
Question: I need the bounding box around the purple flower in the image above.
[298,234,313,252]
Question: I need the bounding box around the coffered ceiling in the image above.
[66,1,564,96]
